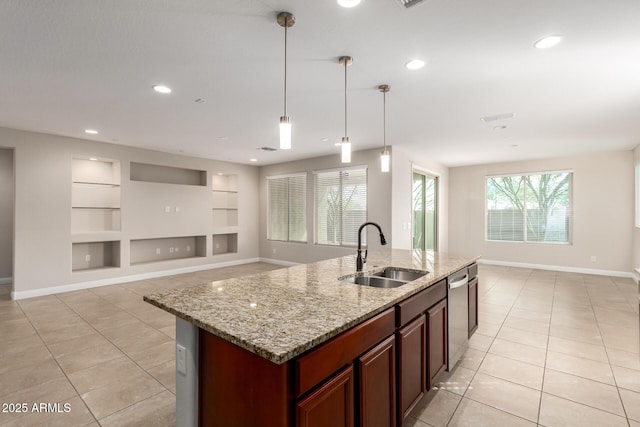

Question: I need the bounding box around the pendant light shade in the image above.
[379,84,391,173]
[277,12,295,150]
[339,56,353,163]
[341,137,351,163]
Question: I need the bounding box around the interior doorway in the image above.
[0,148,14,300]
[412,170,438,251]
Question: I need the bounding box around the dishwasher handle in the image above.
[449,274,468,290]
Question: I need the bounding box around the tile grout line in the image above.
[52,291,174,422]
[14,295,101,426]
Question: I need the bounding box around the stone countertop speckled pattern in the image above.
[144,249,480,364]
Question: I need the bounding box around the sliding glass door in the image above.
[412,171,438,251]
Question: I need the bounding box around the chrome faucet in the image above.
[356,222,387,272]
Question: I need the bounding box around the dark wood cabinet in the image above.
[296,365,355,427]
[358,335,396,427]
[468,276,478,337]
[397,316,426,424]
[427,299,447,390]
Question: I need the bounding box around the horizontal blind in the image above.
[486,172,571,243]
[267,174,307,242]
[315,167,367,246]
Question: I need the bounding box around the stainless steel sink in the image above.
[341,275,406,288]
[372,268,427,282]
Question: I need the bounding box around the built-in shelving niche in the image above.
[130,236,207,265]
[212,233,238,255]
[72,157,121,233]
[72,241,121,272]
[212,173,238,228]
[131,162,207,186]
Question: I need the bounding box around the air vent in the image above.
[395,0,425,8]
[480,112,516,123]
[258,146,278,152]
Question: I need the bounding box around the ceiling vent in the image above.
[395,0,425,8]
[258,146,278,152]
[480,112,516,123]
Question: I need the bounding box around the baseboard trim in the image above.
[0,277,12,286]
[258,257,300,267]
[11,258,263,300]
[478,259,633,278]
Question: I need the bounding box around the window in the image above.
[412,171,438,251]
[267,174,307,242]
[636,164,640,227]
[314,167,367,246]
[486,171,571,243]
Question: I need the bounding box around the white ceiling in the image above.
[1,0,639,167]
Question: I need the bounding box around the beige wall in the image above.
[258,148,393,264]
[449,150,634,274]
[0,148,13,280]
[0,127,260,297]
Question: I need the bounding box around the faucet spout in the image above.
[356,222,387,272]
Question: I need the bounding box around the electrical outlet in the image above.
[164,205,171,213]
[175,206,180,212]
[272,248,276,254]
[215,243,220,249]
[176,344,187,375]
[85,254,91,262]
[590,255,597,262]
[175,247,179,253]
[169,247,174,253]
[156,248,161,255]
[186,246,191,252]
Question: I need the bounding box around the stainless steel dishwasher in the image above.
[447,267,469,370]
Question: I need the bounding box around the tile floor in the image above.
[0,263,638,426]
[405,265,640,427]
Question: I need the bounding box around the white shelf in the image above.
[130,236,207,265]
[212,233,238,255]
[72,241,121,272]
[72,158,121,233]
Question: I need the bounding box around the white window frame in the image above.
[267,172,307,243]
[485,170,573,244]
[313,165,368,247]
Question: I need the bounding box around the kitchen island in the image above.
[144,249,479,427]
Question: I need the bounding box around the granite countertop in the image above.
[144,249,480,364]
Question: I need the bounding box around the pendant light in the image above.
[379,84,390,173]
[339,56,353,163]
[277,12,295,150]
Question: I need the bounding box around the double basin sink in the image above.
[341,268,428,289]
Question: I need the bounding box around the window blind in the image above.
[315,167,367,246]
[267,174,307,242]
[486,171,571,243]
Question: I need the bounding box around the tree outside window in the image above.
[486,171,571,243]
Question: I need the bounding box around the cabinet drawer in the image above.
[295,307,395,397]
[396,279,446,327]
[468,263,478,280]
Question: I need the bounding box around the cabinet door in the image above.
[427,299,447,390]
[296,365,354,427]
[397,316,426,423]
[358,335,396,427]
[468,277,478,338]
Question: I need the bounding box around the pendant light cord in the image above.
[344,60,348,137]
[283,16,288,116]
[383,90,387,151]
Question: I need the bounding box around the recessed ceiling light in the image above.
[217,172,224,176]
[321,138,329,142]
[152,85,172,94]
[249,158,258,162]
[493,125,507,131]
[534,35,563,49]
[89,157,98,161]
[405,59,425,70]
[84,129,98,135]
[337,0,361,8]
